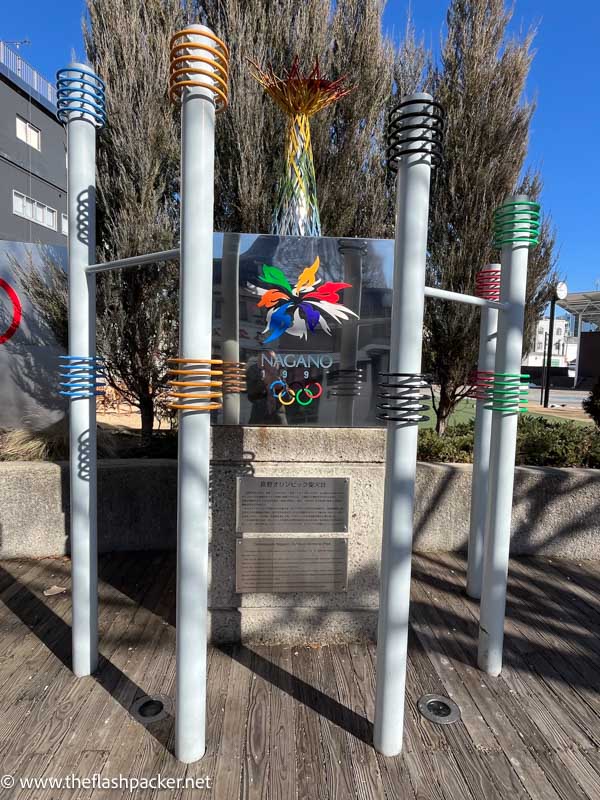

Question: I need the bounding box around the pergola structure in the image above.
[557,290,600,385]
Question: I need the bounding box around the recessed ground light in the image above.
[131,694,171,724]
[417,693,461,725]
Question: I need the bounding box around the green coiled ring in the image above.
[493,201,540,249]
[483,372,530,413]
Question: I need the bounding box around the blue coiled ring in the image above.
[56,66,106,128]
[59,355,106,399]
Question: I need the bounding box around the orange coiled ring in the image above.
[169,27,229,110]
[222,361,247,394]
[166,358,223,412]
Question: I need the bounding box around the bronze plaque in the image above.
[235,537,348,593]
[236,476,350,533]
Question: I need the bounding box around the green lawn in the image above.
[419,396,593,430]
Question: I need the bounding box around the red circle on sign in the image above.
[0,278,23,344]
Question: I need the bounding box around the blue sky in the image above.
[2,0,599,291]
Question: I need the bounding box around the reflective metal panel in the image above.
[236,476,350,533]
[235,537,348,593]
[211,232,397,427]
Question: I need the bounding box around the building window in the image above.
[16,116,41,151]
[536,340,544,353]
[61,214,68,236]
[12,190,57,231]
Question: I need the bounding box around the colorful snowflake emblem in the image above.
[250,257,358,344]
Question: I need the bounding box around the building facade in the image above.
[0,42,67,246]
[523,316,578,372]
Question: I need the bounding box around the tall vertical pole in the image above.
[222,233,241,425]
[478,195,540,676]
[56,63,105,677]
[373,94,442,757]
[466,265,500,599]
[169,24,228,764]
[543,295,556,408]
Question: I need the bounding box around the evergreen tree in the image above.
[425,0,557,432]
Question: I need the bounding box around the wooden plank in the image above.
[96,565,180,786]
[324,644,381,800]
[268,646,296,800]
[0,559,77,691]
[370,638,482,800]
[429,750,479,800]
[0,554,131,756]
[408,559,539,800]
[508,557,600,648]
[496,558,600,744]
[211,644,253,799]
[41,554,167,758]
[343,642,389,799]
[9,751,54,800]
[410,562,525,750]
[400,630,452,754]
[530,750,591,800]
[291,646,329,800]
[110,623,178,800]
[420,555,579,751]
[580,749,600,797]
[556,748,600,800]
[241,646,271,800]
[437,554,598,752]
[180,645,232,800]
[53,749,110,800]
[408,569,501,752]
[403,748,447,800]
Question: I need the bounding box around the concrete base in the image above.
[209,609,377,645]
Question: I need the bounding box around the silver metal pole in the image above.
[466,265,500,599]
[424,284,506,311]
[86,248,179,274]
[478,195,538,675]
[173,24,221,764]
[58,62,104,677]
[221,233,241,425]
[373,93,439,756]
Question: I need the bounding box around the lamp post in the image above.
[542,281,568,408]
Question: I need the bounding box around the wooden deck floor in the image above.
[1,552,600,799]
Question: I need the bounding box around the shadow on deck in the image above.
[0,551,599,799]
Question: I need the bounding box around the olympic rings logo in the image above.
[269,379,323,407]
[0,279,22,345]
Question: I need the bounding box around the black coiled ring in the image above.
[386,97,444,172]
[377,372,431,425]
[328,368,365,398]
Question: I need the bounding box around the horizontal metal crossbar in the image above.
[424,285,507,310]
[86,248,180,274]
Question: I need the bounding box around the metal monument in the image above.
[58,18,540,766]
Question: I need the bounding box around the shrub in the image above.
[583,380,600,428]
[516,416,595,467]
[417,415,600,468]
[0,418,118,461]
[418,423,475,464]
